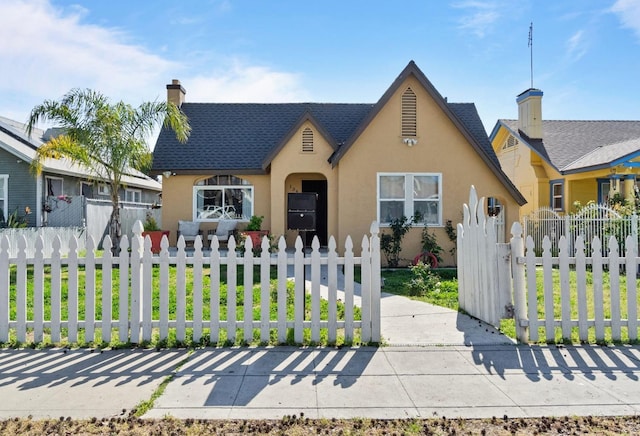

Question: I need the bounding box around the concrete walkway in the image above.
[0,265,639,420]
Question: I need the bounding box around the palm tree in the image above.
[26,88,190,252]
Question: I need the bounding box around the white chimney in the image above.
[517,88,543,139]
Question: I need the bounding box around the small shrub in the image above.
[143,213,160,231]
[407,262,441,297]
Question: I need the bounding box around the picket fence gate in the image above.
[0,221,381,346]
[458,186,640,344]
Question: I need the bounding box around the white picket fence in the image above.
[0,227,86,258]
[458,186,640,344]
[456,186,512,327]
[0,221,381,346]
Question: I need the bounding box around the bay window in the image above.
[378,173,442,225]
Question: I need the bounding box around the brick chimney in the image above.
[166,79,186,107]
[517,88,543,139]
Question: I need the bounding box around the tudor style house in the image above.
[0,115,161,228]
[490,89,640,218]
[152,61,525,265]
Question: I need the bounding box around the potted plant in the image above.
[242,215,269,249]
[141,213,169,254]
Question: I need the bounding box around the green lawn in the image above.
[499,267,639,345]
[379,268,459,310]
[6,265,362,348]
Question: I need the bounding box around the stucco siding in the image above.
[337,76,520,265]
[270,121,338,246]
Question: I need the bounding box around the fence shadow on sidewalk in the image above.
[467,342,640,382]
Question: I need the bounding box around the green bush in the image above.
[407,262,441,297]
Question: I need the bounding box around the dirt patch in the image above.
[1,415,639,435]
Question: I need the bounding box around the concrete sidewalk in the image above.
[2,343,639,420]
[145,345,640,420]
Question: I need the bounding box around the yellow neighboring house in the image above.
[152,61,525,265]
[490,88,640,219]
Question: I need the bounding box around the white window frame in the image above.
[97,184,110,196]
[45,175,63,197]
[124,188,142,203]
[550,180,564,211]
[0,175,8,223]
[193,185,254,222]
[377,172,442,226]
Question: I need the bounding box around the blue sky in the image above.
[1,0,639,140]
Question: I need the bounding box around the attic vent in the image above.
[401,87,417,137]
[504,136,518,149]
[302,127,314,153]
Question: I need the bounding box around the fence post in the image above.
[130,220,144,344]
[101,237,113,344]
[565,215,572,255]
[118,236,130,343]
[370,221,381,343]
[0,236,9,342]
[510,222,528,343]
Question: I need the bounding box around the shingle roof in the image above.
[0,116,161,191]
[153,101,499,172]
[152,103,373,174]
[448,103,499,167]
[501,119,640,173]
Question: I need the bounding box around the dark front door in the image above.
[302,180,327,246]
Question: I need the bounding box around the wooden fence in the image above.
[0,221,381,346]
[456,186,512,327]
[458,186,640,344]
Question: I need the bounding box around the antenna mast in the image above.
[528,22,534,89]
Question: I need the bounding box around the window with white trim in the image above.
[193,176,253,221]
[45,176,63,197]
[0,175,7,223]
[124,188,142,203]
[97,184,110,196]
[378,173,442,225]
[550,180,564,211]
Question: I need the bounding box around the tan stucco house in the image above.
[152,61,525,265]
[490,89,640,219]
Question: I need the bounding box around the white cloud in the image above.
[0,0,310,126]
[184,61,311,102]
[0,0,176,120]
[611,0,640,41]
[566,30,587,61]
[452,1,500,38]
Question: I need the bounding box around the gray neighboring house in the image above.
[0,115,162,227]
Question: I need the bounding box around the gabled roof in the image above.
[495,119,640,174]
[0,116,161,191]
[152,61,526,205]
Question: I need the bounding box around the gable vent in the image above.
[302,127,314,152]
[401,87,417,137]
[504,135,518,149]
